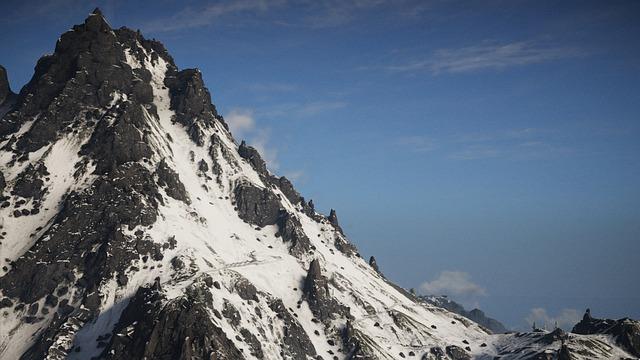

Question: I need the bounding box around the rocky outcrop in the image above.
[81,101,154,173]
[303,259,350,323]
[276,211,312,257]
[165,68,223,145]
[0,65,16,107]
[234,181,281,227]
[155,159,190,204]
[238,140,267,175]
[445,345,471,360]
[328,208,342,232]
[572,309,640,357]
[11,163,49,200]
[0,163,162,307]
[100,282,243,360]
[369,256,381,275]
[269,299,317,359]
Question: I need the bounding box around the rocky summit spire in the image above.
[0,65,12,103]
[84,7,111,33]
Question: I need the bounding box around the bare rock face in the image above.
[276,211,312,257]
[303,259,350,323]
[166,68,223,145]
[0,65,13,104]
[268,299,317,359]
[369,256,381,274]
[238,140,267,175]
[100,283,243,360]
[572,309,640,357]
[155,159,190,204]
[234,181,281,227]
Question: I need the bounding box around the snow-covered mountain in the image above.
[0,9,638,360]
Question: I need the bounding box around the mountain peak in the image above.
[84,7,111,33]
[0,65,12,103]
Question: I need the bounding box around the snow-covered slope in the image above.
[0,9,638,360]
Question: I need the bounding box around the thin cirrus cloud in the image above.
[140,0,430,32]
[396,128,571,161]
[142,0,285,33]
[395,135,437,153]
[260,100,348,119]
[384,41,584,74]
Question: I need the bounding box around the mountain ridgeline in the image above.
[0,10,638,360]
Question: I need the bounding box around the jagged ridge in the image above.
[0,9,637,360]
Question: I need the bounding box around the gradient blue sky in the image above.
[1,0,639,330]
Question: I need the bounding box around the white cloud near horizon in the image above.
[225,108,280,170]
[384,41,583,74]
[420,271,487,298]
[525,308,581,331]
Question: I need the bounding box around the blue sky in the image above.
[1,0,639,330]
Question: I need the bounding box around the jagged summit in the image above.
[0,65,16,120]
[0,10,638,360]
[0,65,12,103]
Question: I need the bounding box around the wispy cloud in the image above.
[383,41,584,74]
[395,135,436,153]
[525,308,581,331]
[396,127,572,161]
[247,82,298,93]
[142,0,285,33]
[261,100,347,118]
[449,145,500,160]
[283,169,306,182]
[420,271,487,298]
[141,0,437,32]
[225,108,280,170]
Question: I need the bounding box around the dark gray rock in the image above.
[155,159,190,204]
[369,256,381,274]
[82,102,154,174]
[342,320,377,360]
[427,346,445,360]
[303,259,350,323]
[276,211,312,257]
[11,163,49,200]
[234,181,281,227]
[240,328,264,359]
[165,68,224,145]
[445,345,470,360]
[222,299,242,327]
[572,309,640,357]
[238,140,267,175]
[269,299,317,359]
[0,65,15,105]
[557,343,571,360]
[233,277,259,302]
[0,163,162,306]
[100,283,243,360]
[328,209,342,232]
